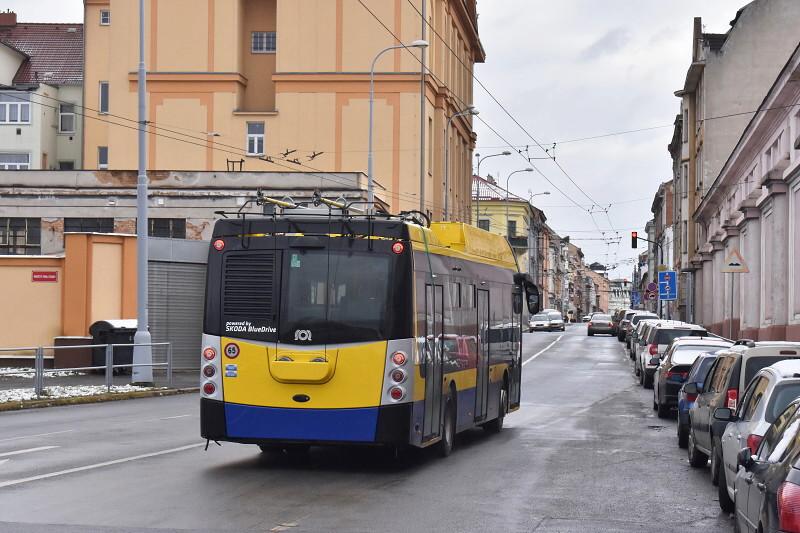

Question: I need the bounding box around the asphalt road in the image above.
[0,326,733,532]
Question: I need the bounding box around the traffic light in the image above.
[632,231,638,249]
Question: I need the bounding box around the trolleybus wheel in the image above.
[484,387,507,434]
[437,398,455,458]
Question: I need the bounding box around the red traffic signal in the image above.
[632,231,638,249]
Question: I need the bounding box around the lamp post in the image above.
[444,106,479,221]
[474,150,511,227]
[368,39,428,213]
[504,168,534,238]
[132,0,152,385]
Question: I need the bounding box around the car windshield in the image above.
[745,357,800,387]
[631,314,657,325]
[548,313,562,320]
[767,383,800,423]
[653,329,706,345]
[672,346,727,365]
[593,314,611,321]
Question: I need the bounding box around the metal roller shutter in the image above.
[148,261,207,370]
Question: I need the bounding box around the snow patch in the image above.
[0,367,86,379]
[0,384,164,403]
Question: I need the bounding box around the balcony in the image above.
[507,235,527,249]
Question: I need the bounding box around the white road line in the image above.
[523,335,563,367]
[0,443,204,489]
[159,414,192,420]
[0,430,74,444]
[0,446,58,458]
[0,459,9,468]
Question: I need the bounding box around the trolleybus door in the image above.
[422,284,444,441]
[475,288,490,422]
[509,295,522,409]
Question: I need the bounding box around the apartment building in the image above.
[0,11,83,170]
[608,279,631,313]
[672,0,800,321]
[82,0,483,221]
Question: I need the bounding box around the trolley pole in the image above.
[132,0,153,386]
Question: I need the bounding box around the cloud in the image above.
[579,28,632,62]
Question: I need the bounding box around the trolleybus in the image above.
[200,196,540,456]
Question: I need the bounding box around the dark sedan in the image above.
[588,314,613,336]
[734,398,800,533]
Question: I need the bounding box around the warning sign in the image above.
[721,249,749,274]
[32,271,58,282]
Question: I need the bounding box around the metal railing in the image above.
[0,342,172,398]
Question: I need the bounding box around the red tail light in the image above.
[726,388,738,410]
[588,322,593,327]
[213,239,225,251]
[391,351,407,366]
[778,481,800,533]
[686,393,698,402]
[747,434,764,455]
[391,241,405,254]
[389,386,405,401]
[202,347,217,361]
[202,382,216,395]
[666,371,689,380]
[649,344,658,356]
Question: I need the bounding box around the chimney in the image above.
[0,10,17,27]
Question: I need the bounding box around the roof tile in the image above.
[0,23,83,86]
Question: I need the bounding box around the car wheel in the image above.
[643,373,653,390]
[588,331,594,336]
[688,428,709,467]
[733,490,743,533]
[677,421,689,448]
[710,442,721,486]
[437,398,456,457]
[718,457,735,512]
[657,396,670,419]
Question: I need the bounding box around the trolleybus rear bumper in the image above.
[201,398,412,445]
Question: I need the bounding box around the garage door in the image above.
[149,261,207,370]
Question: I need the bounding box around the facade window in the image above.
[251,31,276,53]
[98,146,108,169]
[682,221,688,254]
[478,219,489,231]
[64,218,115,234]
[246,122,265,155]
[58,161,75,170]
[0,153,30,170]
[507,220,517,237]
[0,218,41,255]
[99,82,109,113]
[427,117,433,175]
[59,104,76,133]
[100,10,110,25]
[149,218,186,239]
[0,93,31,124]
[682,109,688,142]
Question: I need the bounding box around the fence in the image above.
[0,342,172,398]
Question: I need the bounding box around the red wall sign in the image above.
[32,271,58,283]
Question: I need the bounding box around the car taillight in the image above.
[666,371,689,380]
[747,434,764,455]
[588,322,593,327]
[391,241,405,254]
[778,481,800,533]
[649,344,658,356]
[391,351,407,366]
[213,239,225,251]
[686,393,698,402]
[726,388,738,410]
[202,382,216,395]
[389,386,405,401]
[202,365,216,378]
[202,347,217,361]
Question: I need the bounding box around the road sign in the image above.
[721,249,749,273]
[658,270,678,301]
[631,291,641,307]
[646,282,657,292]
[646,291,658,301]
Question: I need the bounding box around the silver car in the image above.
[547,311,565,332]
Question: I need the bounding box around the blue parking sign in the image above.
[631,291,641,307]
[658,270,678,301]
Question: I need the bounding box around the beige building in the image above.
[82,0,483,221]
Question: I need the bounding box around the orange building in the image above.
[82,0,483,221]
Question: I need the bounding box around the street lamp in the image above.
[505,168,534,238]
[474,150,511,227]
[368,39,428,213]
[444,106,479,221]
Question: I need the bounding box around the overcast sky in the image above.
[11,0,743,279]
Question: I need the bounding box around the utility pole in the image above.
[418,0,426,214]
[133,0,153,385]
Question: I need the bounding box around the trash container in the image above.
[89,320,138,371]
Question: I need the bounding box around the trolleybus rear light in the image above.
[391,351,407,366]
[202,365,216,378]
[391,241,405,254]
[391,369,406,383]
[224,343,240,358]
[389,386,405,401]
[202,347,217,361]
[213,239,225,251]
[202,382,216,395]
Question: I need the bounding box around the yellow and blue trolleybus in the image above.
[200,198,540,456]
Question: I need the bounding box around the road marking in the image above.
[159,414,192,420]
[0,443,204,489]
[523,335,563,367]
[0,430,74,444]
[0,446,58,458]
[0,459,8,468]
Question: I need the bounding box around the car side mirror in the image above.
[714,407,737,422]
[649,357,660,366]
[683,383,699,395]
[737,447,756,471]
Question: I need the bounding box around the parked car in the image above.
[529,313,550,332]
[630,318,659,360]
[733,397,800,533]
[617,310,638,342]
[715,359,800,513]
[638,322,707,389]
[611,309,631,336]
[546,311,565,332]
[627,311,659,353]
[677,352,721,449]
[587,314,613,336]
[653,337,733,418]
[581,315,591,322]
[686,342,800,488]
